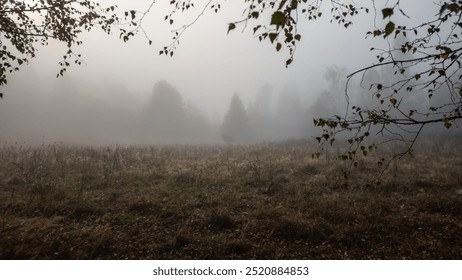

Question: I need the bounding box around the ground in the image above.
[0,140,461,259]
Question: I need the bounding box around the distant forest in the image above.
[0,66,458,145]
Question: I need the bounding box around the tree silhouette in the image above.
[143,80,187,143]
[184,100,213,143]
[221,93,252,144]
[248,84,275,141]
[309,66,349,121]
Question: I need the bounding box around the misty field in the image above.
[0,140,461,259]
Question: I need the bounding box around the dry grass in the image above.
[0,140,461,259]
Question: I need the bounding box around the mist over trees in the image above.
[0,70,341,145]
[1,63,459,146]
[142,80,187,143]
[221,94,253,144]
[0,69,139,145]
[309,66,348,119]
[275,85,311,140]
[247,84,276,141]
[0,72,328,145]
[140,80,214,144]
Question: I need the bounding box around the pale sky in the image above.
[15,0,379,111]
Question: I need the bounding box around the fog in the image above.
[0,0,455,145]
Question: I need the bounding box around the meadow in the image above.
[0,140,461,259]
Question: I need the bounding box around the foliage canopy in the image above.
[0,0,150,97]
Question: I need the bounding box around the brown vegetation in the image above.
[0,140,461,259]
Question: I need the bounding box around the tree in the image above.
[310,2,462,165]
[248,83,275,141]
[184,100,213,143]
[274,84,309,140]
[162,0,462,162]
[221,93,252,144]
[143,80,187,143]
[0,0,152,98]
[309,66,349,120]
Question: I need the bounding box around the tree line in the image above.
[0,74,319,145]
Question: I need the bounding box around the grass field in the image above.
[0,140,461,259]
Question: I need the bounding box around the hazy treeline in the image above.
[0,64,459,146]
[0,70,321,145]
[0,75,316,145]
